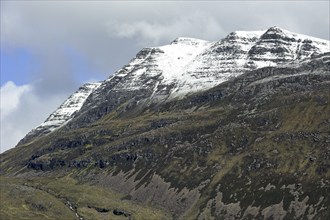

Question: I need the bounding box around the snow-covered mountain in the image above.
[110,26,328,99]
[20,27,329,143]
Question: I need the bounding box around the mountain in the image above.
[1,27,329,220]
[21,27,329,143]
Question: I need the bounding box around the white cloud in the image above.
[0,81,66,153]
[0,81,31,120]
[107,12,225,45]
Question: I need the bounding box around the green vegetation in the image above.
[0,176,76,220]
[0,175,169,220]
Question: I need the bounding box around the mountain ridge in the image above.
[18,27,330,144]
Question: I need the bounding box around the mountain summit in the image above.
[1,27,330,220]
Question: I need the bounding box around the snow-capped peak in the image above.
[263,26,329,44]
[105,27,329,100]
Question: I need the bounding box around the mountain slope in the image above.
[1,27,329,220]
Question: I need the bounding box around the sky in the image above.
[1,1,329,153]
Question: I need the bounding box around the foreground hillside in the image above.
[1,28,329,219]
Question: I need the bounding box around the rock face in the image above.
[1,27,330,220]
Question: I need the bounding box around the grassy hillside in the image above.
[0,175,169,220]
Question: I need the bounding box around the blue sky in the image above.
[1,46,103,86]
[1,1,329,153]
[1,48,37,86]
